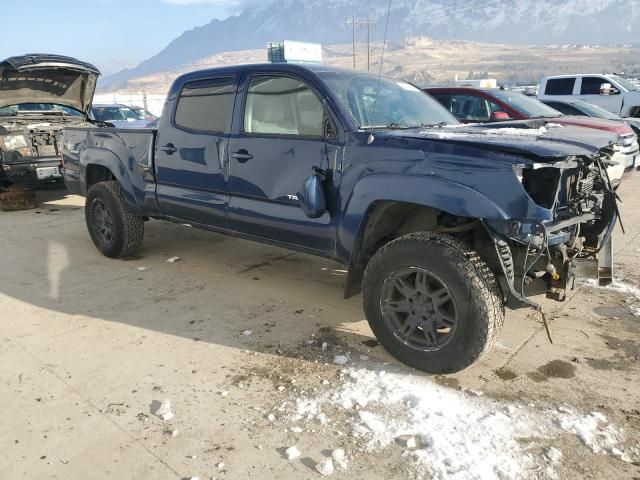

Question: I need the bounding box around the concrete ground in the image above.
[1,175,639,480]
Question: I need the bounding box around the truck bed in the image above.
[62,126,158,214]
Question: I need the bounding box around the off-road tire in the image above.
[362,232,504,373]
[85,181,144,258]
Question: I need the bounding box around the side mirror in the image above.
[297,173,327,219]
[490,111,510,121]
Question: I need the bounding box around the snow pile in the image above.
[329,369,539,479]
[285,367,632,479]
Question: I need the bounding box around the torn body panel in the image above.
[484,150,618,307]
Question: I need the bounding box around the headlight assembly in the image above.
[0,134,31,156]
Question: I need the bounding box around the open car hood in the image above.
[0,54,100,114]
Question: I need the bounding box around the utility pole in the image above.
[346,17,376,70]
[348,16,356,69]
[366,16,372,71]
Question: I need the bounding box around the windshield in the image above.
[573,101,621,120]
[0,103,83,116]
[610,75,638,92]
[317,70,458,128]
[93,106,140,121]
[490,90,561,118]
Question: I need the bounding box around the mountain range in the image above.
[100,0,640,89]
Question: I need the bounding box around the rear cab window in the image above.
[174,77,236,133]
[544,78,576,96]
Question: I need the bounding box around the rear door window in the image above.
[544,78,576,95]
[580,77,607,95]
[174,77,236,133]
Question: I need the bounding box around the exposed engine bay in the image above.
[0,116,82,186]
[490,148,619,309]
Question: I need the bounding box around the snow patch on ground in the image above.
[554,410,624,456]
[285,367,631,479]
[580,278,640,317]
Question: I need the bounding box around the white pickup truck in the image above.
[538,74,640,118]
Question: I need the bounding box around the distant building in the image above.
[267,40,322,64]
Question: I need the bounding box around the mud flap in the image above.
[570,235,613,287]
[597,234,613,286]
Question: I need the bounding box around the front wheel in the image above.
[85,181,144,258]
[362,232,504,373]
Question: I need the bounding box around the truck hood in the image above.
[389,119,617,158]
[0,54,100,114]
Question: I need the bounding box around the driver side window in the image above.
[244,75,325,137]
[581,77,608,95]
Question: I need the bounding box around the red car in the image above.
[425,86,639,171]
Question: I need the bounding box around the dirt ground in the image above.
[1,175,639,480]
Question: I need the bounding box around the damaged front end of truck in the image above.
[485,147,619,309]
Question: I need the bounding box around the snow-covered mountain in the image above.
[100,0,640,88]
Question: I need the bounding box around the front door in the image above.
[578,76,623,114]
[227,74,337,253]
[155,75,237,226]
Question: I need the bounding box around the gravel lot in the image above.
[1,175,640,479]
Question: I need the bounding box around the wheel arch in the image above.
[80,149,142,215]
[339,175,510,299]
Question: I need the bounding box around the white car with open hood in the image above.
[0,54,100,187]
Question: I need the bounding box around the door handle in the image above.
[161,144,177,155]
[231,150,254,162]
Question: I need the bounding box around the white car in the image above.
[538,74,640,118]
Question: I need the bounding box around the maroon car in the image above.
[425,86,639,170]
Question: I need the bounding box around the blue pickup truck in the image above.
[62,63,619,373]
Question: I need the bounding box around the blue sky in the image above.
[1,0,255,74]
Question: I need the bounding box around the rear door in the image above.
[155,74,237,226]
[227,72,337,253]
[540,77,576,103]
[577,76,623,114]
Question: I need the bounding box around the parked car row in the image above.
[425,86,639,184]
[0,53,630,373]
[91,104,157,128]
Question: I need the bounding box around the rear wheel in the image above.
[362,232,504,373]
[85,181,144,258]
